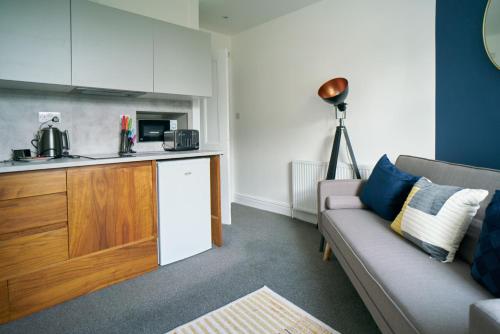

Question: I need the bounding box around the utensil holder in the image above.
[119,130,129,154]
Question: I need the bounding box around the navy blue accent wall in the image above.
[436,0,500,170]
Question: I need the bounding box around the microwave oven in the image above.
[138,119,177,142]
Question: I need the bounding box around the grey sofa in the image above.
[318,155,500,334]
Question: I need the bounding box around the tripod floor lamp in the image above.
[317,77,361,251]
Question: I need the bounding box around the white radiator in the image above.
[291,160,372,216]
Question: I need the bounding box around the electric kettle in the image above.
[31,125,70,157]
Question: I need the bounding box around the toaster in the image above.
[163,130,199,151]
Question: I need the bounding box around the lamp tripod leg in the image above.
[320,125,343,252]
[326,126,342,180]
[342,126,361,179]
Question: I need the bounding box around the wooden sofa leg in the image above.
[323,242,332,261]
[319,235,325,252]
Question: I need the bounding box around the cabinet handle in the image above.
[184,171,192,176]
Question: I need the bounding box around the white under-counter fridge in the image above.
[157,158,212,265]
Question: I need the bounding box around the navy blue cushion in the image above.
[471,190,500,297]
[360,154,419,220]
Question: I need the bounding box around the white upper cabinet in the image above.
[71,0,154,92]
[154,21,212,97]
[0,0,71,86]
[0,0,211,97]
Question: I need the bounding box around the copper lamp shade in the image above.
[317,77,349,107]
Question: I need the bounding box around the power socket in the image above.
[38,112,61,123]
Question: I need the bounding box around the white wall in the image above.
[202,29,231,56]
[231,0,436,206]
[89,0,199,29]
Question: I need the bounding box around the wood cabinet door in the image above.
[67,162,155,257]
[8,238,157,320]
[0,280,8,324]
[0,169,66,201]
[0,227,69,280]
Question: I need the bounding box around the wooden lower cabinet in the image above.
[210,155,222,246]
[0,227,69,281]
[67,162,156,257]
[0,169,66,201]
[0,156,222,323]
[0,281,8,323]
[0,193,68,236]
[8,237,157,320]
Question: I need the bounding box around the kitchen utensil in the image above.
[31,125,70,157]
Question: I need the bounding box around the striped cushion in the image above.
[391,177,488,262]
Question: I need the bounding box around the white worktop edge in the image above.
[0,150,222,174]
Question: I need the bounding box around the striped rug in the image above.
[166,286,339,334]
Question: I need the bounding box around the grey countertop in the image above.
[0,150,222,174]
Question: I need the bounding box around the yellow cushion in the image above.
[391,186,420,235]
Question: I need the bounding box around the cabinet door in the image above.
[0,227,69,280]
[0,0,71,85]
[71,0,153,92]
[8,238,157,321]
[67,162,155,257]
[0,280,7,324]
[154,21,212,97]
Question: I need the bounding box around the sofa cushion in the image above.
[360,155,419,221]
[321,209,492,334]
[391,177,488,262]
[395,155,500,264]
[472,190,500,296]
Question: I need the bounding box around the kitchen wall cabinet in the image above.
[71,0,154,92]
[154,21,212,97]
[67,161,156,257]
[0,0,211,97]
[0,0,71,86]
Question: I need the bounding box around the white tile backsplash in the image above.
[0,88,192,160]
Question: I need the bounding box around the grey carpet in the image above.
[0,204,380,334]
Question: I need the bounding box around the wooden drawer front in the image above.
[9,238,157,319]
[0,228,69,281]
[0,281,8,324]
[0,193,68,236]
[0,169,66,201]
[68,162,155,257]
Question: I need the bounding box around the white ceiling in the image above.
[199,0,323,35]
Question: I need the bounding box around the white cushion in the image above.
[391,177,488,262]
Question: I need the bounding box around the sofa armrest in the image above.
[470,299,500,334]
[317,179,366,218]
[326,196,366,210]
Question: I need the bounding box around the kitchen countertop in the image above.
[0,150,223,174]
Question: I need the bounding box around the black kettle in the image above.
[31,125,70,157]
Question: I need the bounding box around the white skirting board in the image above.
[233,193,317,224]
